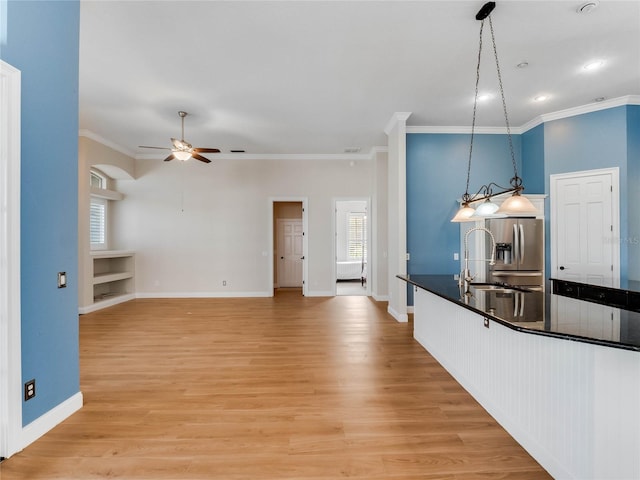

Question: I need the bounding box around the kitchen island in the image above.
[399,274,639,480]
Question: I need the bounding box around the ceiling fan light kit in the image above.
[451,1,537,223]
[139,111,220,163]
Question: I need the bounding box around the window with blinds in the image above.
[90,198,106,248]
[90,169,108,250]
[347,213,367,259]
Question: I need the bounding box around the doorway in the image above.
[550,167,620,287]
[271,200,307,295]
[1,60,22,459]
[550,168,621,343]
[335,199,370,296]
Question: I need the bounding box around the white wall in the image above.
[385,113,410,321]
[113,157,375,297]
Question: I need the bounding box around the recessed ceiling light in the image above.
[534,95,549,102]
[477,94,492,102]
[583,59,604,71]
[577,1,599,14]
[516,61,529,69]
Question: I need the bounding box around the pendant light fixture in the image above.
[451,1,537,222]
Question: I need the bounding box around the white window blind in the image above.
[347,213,367,259]
[90,198,106,248]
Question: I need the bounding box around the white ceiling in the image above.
[79,0,640,158]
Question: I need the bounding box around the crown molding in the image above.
[406,125,519,135]
[408,95,640,136]
[135,152,375,162]
[384,112,412,135]
[79,129,135,158]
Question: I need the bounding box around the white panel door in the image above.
[553,171,615,286]
[277,219,303,287]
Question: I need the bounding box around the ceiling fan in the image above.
[139,111,220,163]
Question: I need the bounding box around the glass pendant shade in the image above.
[451,205,477,222]
[496,192,538,215]
[173,150,192,161]
[473,199,500,217]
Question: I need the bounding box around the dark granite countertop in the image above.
[398,274,640,352]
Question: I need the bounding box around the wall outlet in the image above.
[57,272,67,288]
[222,280,227,286]
[454,252,459,261]
[24,379,36,401]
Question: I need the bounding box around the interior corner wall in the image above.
[521,124,545,195]
[372,150,388,301]
[112,157,374,297]
[405,132,523,305]
[1,0,81,426]
[386,119,408,321]
[627,105,640,282]
[543,106,629,283]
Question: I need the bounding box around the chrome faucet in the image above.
[460,227,497,292]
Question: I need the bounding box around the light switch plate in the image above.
[57,272,67,288]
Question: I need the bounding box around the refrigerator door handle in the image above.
[514,292,519,317]
[513,224,519,264]
[519,292,525,317]
[519,224,525,264]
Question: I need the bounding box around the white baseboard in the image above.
[372,293,389,302]
[407,306,414,314]
[136,291,271,299]
[20,391,83,452]
[387,305,408,323]
[304,290,334,297]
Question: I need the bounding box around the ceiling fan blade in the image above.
[193,148,221,153]
[191,153,211,163]
[164,154,176,162]
[139,145,171,150]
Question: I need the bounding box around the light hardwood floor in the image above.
[1,291,551,479]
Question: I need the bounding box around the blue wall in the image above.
[627,105,640,282]
[406,132,523,303]
[543,106,629,283]
[406,106,635,305]
[2,1,80,425]
[521,124,545,194]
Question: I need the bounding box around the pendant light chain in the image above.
[488,16,521,189]
[464,19,485,204]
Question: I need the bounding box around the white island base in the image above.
[414,287,640,480]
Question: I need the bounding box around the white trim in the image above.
[79,129,135,158]
[304,290,334,297]
[20,392,83,452]
[136,152,374,162]
[269,197,309,297]
[372,293,389,302]
[0,60,22,459]
[384,112,412,135]
[387,304,408,323]
[136,292,271,299]
[406,125,521,135]
[408,95,640,135]
[550,167,620,288]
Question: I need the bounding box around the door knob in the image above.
[280,256,284,259]
[559,266,565,270]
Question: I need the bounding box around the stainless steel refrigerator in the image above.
[486,217,544,289]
